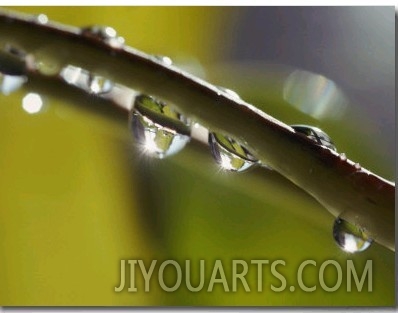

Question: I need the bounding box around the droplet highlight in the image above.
[333,217,372,253]
[130,94,191,159]
[291,124,337,151]
[208,133,258,172]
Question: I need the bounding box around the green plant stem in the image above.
[0,9,394,251]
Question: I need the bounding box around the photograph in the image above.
[0,6,395,307]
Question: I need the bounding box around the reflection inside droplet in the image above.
[0,73,27,95]
[291,124,337,151]
[130,94,191,159]
[208,133,258,172]
[283,70,347,120]
[22,93,44,114]
[333,217,372,253]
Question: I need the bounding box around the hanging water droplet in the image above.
[81,25,125,48]
[87,74,113,95]
[154,55,173,66]
[60,65,113,95]
[0,73,27,95]
[0,45,28,76]
[208,133,258,172]
[34,56,61,76]
[333,217,372,253]
[291,124,337,151]
[130,94,191,159]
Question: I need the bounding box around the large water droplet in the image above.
[81,25,125,48]
[208,133,258,172]
[130,94,191,159]
[333,217,372,253]
[0,73,27,95]
[291,124,337,151]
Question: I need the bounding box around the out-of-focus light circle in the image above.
[22,93,43,114]
[283,70,347,120]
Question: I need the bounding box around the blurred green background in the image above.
[0,6,395,306]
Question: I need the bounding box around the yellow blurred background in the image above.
[0,7,395,306]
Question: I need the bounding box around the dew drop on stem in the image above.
[130,94,191,159]
[333,217,372,253]
[81,25,125,48]
[291,124,337,151]
[208,132,258,172]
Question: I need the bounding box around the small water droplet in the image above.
[0,73,27,95]
[354,163,361,170]
[34,57,61,76]
[81,25,125,48]
[35,14,48,24]
[217,86,241,99]
[291,124,337,151]
[154,55,173,66]
[333,217,372,253]
[208,133,258,172]
[130,94,191,159]
[87,74,113,95]
[340,153,347,161]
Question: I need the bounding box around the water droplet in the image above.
[34,57,61,76]
[60,65,113,95]
[340,153,347,161]
[291,124,337,151]
[0,73,27,95]
[81,25,125,48]
[35,14,48,24]
[87,74,113,95]
[208,133,258,172]
[154,55,173,66]
[217,86,241,99]
[333,217,372,253]
[130,94,191,159]
[0,45,28,76]
[354,163,361,170]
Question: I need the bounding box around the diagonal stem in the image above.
[0,9,394,251]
